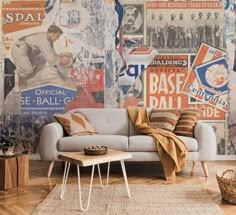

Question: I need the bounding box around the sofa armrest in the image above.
[194,121,216,160]
[39,122,64,161]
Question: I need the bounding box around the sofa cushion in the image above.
[177,136,198,152]
[128,135,198,152]
[53,112,98,136]
[58,135,129,152]
[68,108,129,136]
[174,108,202,137]
[149,108,182,131]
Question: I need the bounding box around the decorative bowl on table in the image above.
[84,145,107,155]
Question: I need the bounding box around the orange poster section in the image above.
[2,0,45,34]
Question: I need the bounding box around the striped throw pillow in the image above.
[53,112,98,136]
[174,109,202,137]
[149,109,182,131]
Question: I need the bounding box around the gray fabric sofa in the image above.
[39,108,216,177]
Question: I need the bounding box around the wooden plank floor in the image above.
[0,160,235,215]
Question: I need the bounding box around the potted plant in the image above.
[0,129,17,156]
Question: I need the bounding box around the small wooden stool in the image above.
[0,154,29,190]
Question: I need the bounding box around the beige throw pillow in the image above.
[174,108,202,137]
[149,109,182,131]
[53,112,98,136]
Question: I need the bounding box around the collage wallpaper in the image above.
[0,0,235,159]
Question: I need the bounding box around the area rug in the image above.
[32,184,224,215]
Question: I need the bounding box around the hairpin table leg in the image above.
[60,161,71,200]
[97,162,110,188]
[77,164,95,212]
[120,160,131,198]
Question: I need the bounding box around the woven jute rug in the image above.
[32,184,224,215]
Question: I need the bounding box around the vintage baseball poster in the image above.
[146,0,224,53]
[193,56,228,111]
[2,0,113,114]
[146,54,189,108]
[123,0,145,36]
[181,43,227,112]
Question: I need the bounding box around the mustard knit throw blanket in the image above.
[127,106,188,182]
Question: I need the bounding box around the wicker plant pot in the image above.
[216,169,236,205]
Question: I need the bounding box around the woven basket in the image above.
[216,169,236,204]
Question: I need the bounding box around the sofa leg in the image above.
[190,161,196,176]
[201,161,209,178]
[47,161,54,177]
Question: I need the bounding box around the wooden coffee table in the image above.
[58,148,132,212]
